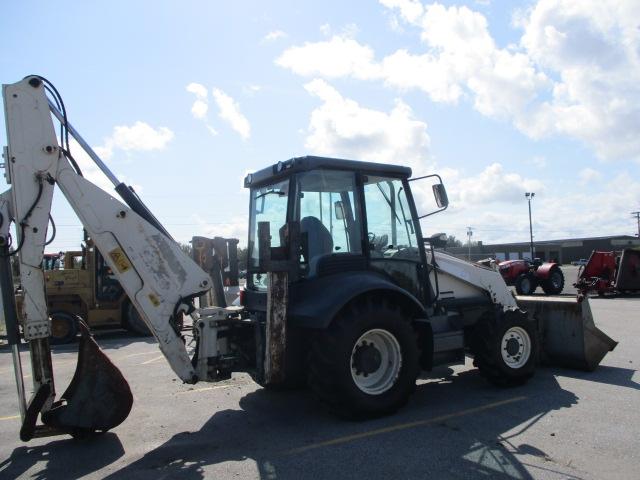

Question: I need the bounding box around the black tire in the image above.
[515,273,537,295]
[50,311,79,345]
[470,308,539,387]
[542,266,564,295]
[308,296,420,419]
[125,302,152,336]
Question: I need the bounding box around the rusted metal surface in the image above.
[516,296,617,371]
[41,322,133,436]
[264,271,288,385]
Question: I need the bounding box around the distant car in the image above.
[571,259,588,266]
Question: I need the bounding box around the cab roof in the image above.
[244,156,412,188]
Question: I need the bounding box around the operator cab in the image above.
[244,156,448,307]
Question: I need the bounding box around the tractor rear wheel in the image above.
[470,308,538,387]
[125,302,152,336]
[515,273,537,295]
[308,297,419,419]
[50,312,79,345]
[542,267,565,295]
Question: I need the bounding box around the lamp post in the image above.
[525,192,535,260]
[467,227,473,261]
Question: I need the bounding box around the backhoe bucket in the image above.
[516,296,617,371]
[41,322,133,436]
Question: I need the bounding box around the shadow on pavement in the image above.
[0,433,124,480]
[96,369,581,480]
[547,365,639,391]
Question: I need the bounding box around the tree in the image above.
[446,235,463,248]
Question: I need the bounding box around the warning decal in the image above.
[109,247,132,274]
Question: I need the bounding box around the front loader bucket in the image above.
[41,322,133,437]
[516,296,617,371]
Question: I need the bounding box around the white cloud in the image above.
[263,30,287,42]
[211,88,251,140]
[450,163,544,205]
[186,82,208,99]
[278,0,640,162]
[304,79,431,173]
[79,121,174,166]
[191,99,208,119]
[108,122,174,152]
[186,83,209,120]
[276,35,381,79]
[578,167,602,185]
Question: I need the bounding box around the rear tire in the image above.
[125,302,152,336]
[515,273,537,295]
[308,297,419,419]
[470,308,538,387]
[542,266,564,295]
[50,312,79,345]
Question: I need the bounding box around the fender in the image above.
[287,271,426,329]
[535,263,557,279]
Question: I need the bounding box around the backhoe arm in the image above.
[2,77,212,384]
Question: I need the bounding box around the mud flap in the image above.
[515,296,618,371]
[41,322,133,437]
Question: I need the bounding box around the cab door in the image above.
[362,175,425,301]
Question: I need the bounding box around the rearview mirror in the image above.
[433,183,449,208]
[334,200,345,220]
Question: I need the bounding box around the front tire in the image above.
[308,297,419,419]
[470,308,538,387]
[515,273,537,295]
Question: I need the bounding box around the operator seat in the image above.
[300,216,334,276]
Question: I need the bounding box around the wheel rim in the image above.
[350,328,402,395]
[501,326,531,369]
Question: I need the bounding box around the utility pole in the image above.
[632,211,640,238]
[467,227,473,261]
[525,192,535,260]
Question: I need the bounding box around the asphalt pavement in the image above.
[0,276,638,479]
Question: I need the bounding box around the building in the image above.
[447,235,640,264]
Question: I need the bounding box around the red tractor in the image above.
[574,249,640,296]
[498,259,565,295]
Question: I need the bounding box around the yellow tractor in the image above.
[15,237,149,344]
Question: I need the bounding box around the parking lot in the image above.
[0,270,638,479]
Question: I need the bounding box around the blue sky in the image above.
[2,0,639,251]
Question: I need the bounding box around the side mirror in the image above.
[433,183,449,208]
[334,200,345,220]
[409,174,449,219]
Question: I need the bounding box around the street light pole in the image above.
[525,192,535,260]
[467,227,473,261]
[632,211,640,238]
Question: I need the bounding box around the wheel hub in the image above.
[352,341,382,376]
[505,337,520,356]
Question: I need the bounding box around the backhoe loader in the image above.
[1,76,618,441]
